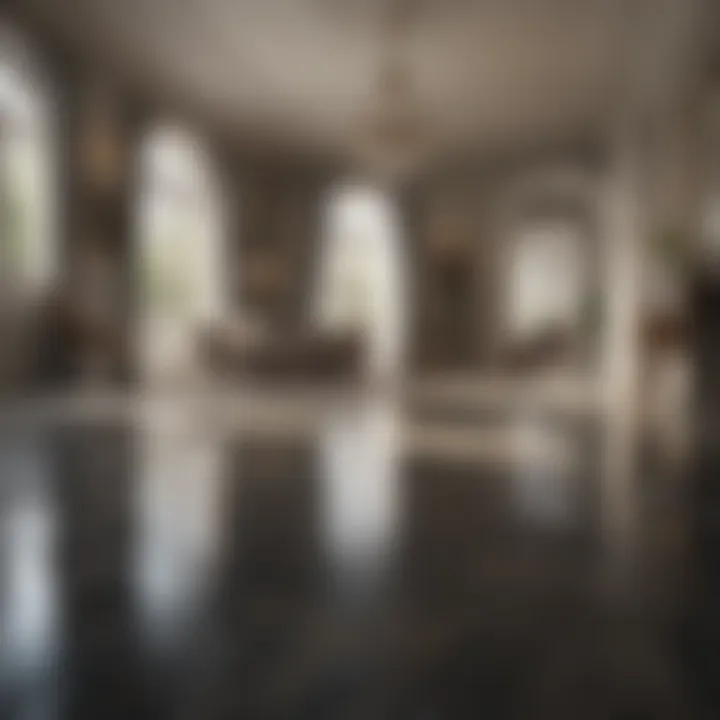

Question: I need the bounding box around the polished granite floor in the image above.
[0,400,717,719]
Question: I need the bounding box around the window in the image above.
[136,126,226,382]
[506,220,584,342]
[316,183,406,375]
[0,25,55,293]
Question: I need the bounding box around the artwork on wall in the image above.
[79,89,126,195]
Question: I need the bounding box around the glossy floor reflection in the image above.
[0,401,715,719]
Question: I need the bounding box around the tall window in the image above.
[506,220,584,343]
[0,24,55,293]
[316,183,406,375]
[137,126,226,383]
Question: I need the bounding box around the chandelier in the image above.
[353,0,434,180]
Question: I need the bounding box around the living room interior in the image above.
[0,0,702,395]
[2,0,720,718]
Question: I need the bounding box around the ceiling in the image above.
[12,0,712,160]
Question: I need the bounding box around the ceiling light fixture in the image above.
[353,0,435,181]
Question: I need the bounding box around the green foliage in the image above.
[142,231,196,314]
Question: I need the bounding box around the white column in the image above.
[601,124,646,553]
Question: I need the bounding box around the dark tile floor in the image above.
[0,411,717,719]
